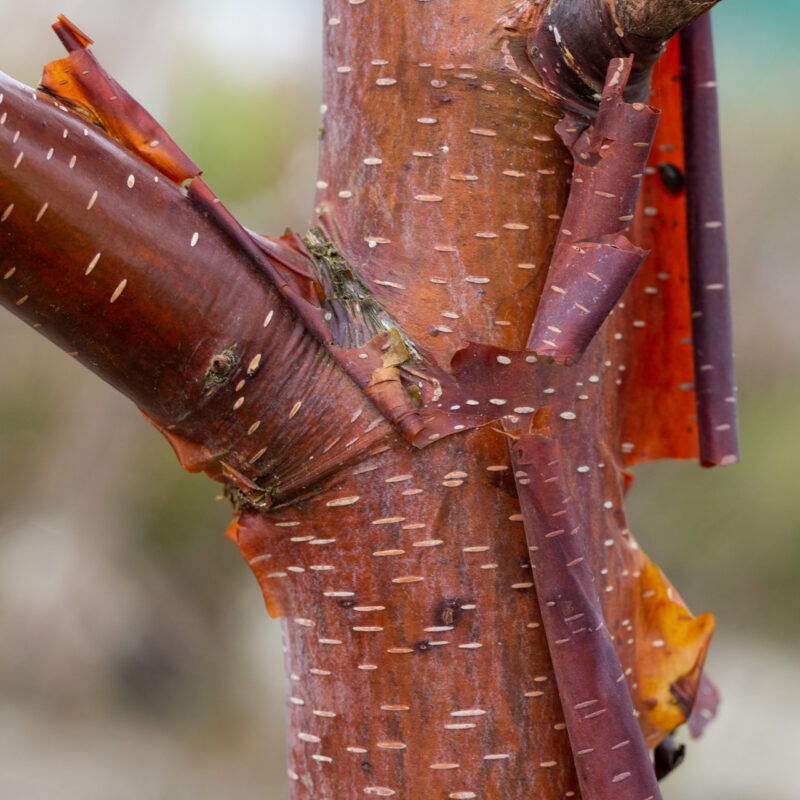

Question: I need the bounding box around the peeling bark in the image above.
[508,426,663,800]
[0,5,735,798]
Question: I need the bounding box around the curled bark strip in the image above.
[508,429,663,800]
[680,15,739,467]
[527,58,658,364]
[41,15,200,184]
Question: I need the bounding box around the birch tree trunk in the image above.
[0,2,735,798]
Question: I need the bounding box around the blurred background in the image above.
[0,1,797,798]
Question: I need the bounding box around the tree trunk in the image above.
[0,2,735,798]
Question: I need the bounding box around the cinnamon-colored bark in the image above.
[0,2,733,798]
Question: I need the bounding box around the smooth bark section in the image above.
[680,15,739,467]
[231,425,580,799]
[527,58,658,364]
[615,0,720,40]
[509,430,663,800]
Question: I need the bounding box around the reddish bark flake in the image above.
[614,36,700,467]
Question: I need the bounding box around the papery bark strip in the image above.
[614,36,700,467]
[680,14,739,467]
[508,428,662,800]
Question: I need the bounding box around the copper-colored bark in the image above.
[42,15,200,183]
[0,2,733,798]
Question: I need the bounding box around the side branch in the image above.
[523,0,724,114]
[614,0,720,40]
[0,71,391,505]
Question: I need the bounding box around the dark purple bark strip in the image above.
[508,429,662,800]
[527,58,658,364]
[680,15,739,467]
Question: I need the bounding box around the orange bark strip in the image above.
[614,36,700,467]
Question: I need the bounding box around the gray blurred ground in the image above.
[0,1,798,798]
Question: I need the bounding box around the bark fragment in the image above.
[41,14,200,183]
[613,36,699,466]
